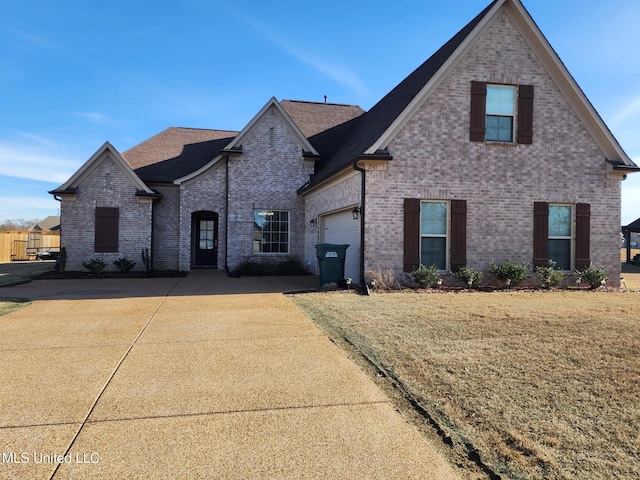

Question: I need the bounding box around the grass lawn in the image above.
[0,297,31,316]
[291,290,640,480]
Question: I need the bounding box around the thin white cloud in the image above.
[609,95,640,130]
[71,112,119,127]
[0,25,60,50]
[232,8,368,97]
[0,141,81,184]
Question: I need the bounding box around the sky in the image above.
[1,0,639,225]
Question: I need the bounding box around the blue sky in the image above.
[1,0,639,224]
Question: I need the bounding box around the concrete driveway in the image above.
[0,271,460,479]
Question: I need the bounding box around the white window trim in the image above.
[486,84,517,143]
[548,203,573,271]
[419,200,449,271]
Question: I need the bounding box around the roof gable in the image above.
[51,142,153,195]
[225,97,319,155]
[306,0,636,190]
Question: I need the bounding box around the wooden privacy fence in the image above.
[0,231,61,262]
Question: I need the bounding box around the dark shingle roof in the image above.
[305,0,498,189]
[122,127,238,183]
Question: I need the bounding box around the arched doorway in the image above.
[192,211,218,268]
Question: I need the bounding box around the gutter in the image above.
[353,160,366,287]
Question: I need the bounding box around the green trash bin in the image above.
[315,244,349,288]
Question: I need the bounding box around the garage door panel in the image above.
[322,210,360,283]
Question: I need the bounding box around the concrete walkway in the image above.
[0,272,461,479]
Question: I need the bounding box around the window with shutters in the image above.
[470,82,534,144]
[420,201,448,270]
[534,202,589,271]
[548,204,572,270]
[95,207,119,253]
[405,199,466,273]
[486,85,516,142]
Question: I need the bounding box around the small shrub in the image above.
[576,264,608,289]
[232,256,309,276]
[453,267,483,288]
[141,248,152,272]
[411,264,440,288]
[114,257,136,273]
[81,257,107,274]
[490,261,529,287]
[535,260,564,289]
[274,255,307,275]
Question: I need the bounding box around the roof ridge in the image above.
[281,99,363,109]
[168,126,240,133]
[304,0,499,190]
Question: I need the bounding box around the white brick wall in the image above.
[362,12,623,286]
[60,152,152,271]
[177,106,312,271]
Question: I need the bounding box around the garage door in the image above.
[322,209,360,284]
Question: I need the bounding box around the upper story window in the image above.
[486,85,516,142]
[470,81,534,145]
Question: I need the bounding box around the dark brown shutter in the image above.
[95,207,119,253]
[470,81,487,142]
[575,203,591,270]
[404,198,420,272]
[450,199,467,272]
[533,202,548,267]
[517,84,534,145]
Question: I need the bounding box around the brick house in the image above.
[51,0,637,286]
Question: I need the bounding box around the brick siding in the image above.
[60,152,152,271]
[362,12,623,286]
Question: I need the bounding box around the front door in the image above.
[193,213,218,268]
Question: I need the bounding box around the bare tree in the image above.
[0,218,41,231]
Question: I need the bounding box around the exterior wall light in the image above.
[352,206,361,220]
[310,217,317,228]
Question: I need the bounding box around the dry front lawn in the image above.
[291,291,640,480]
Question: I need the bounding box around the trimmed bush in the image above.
[490,261,529,287]
[232,255,308,276]
[411,264,440,288]
[114,257,136,273]
[535,260,564,289]
[81,257,107,274]
[453,267,483,288]
[576,265,608,289]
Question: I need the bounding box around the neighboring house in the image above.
[51,0,637,286]
[30,216,60,231]
[622,219,640,263]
